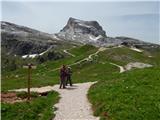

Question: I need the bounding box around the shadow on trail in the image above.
[65,85,78,90]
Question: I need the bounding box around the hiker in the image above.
[59,65,67,89]
[66,67,72,86]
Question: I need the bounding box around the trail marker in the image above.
[23,63,36,100]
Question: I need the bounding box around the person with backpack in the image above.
[66,67,72,86]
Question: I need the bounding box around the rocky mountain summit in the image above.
[57,17,110,46]
[56,17,159,48]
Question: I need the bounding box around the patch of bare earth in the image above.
[1,92,26,104]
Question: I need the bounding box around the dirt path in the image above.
[109,62,152,73]
[109,62,125,73]
[68,47,106,67]
[52,82,99,120]
[51,47,106,72]
[9,82,99,120]
[63,49,76,57]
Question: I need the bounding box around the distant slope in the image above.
[2,44,160,91]
[2,43,160,120]
[1,21,80,55]
[1,45,98,90]
[1,21,54,55]
[1,21,81,72]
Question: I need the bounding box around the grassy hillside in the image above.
[1,45,98,91]
[98,46,160,66]
[88,67,160,120]
[2,45,159,90]
[2,44,160,120]
[86,46,160,120]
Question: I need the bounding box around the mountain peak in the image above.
[65,17,106,36]
[57,17,107,45]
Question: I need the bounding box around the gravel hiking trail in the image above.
[52,82,99,120]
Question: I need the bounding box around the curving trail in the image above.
[63,49,76,57]
[52,82,99,120]
[109,62,125,73]
[68,47,106,67]
[51,47,106,72]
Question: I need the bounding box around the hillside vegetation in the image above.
[88,67,160,120]
[2,45,98,90]
[87,46,160,120]
[2,91,59,120]
[2,44,160,120]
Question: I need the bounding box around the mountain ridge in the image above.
[1,18,160,56]
[56,17,159,47]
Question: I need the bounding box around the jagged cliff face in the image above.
[56,17,159,48]
[62,17,106,37]
[57,17,109,46]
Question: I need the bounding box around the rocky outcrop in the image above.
[57,17,108,46]
[57,17,160,48]
[62,17,106,37]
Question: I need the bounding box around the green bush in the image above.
[16,92,39,99]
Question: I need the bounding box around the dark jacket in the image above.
[60,68,66,80]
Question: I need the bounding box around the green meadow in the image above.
[2,45,160,120]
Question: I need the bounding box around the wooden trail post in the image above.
[23,63,36,100]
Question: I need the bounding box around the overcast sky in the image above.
[1,0,160,44]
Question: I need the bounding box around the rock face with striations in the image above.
[57,17,109,46]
